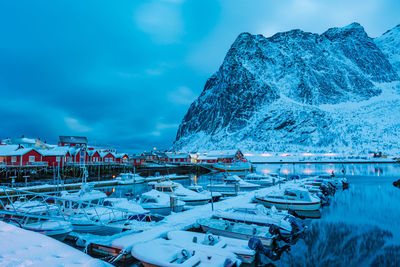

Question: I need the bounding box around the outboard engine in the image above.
[248,238,290,263]
[317,192,330,206]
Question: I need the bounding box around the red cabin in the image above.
[58,136,88,147]
[0,147,43,166]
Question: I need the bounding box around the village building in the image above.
[40,147,71,167]
[0,145,43,166]
[165,153,191,164]
[115,153,130,164]
[100,151,116,164]
[206,149,245,163]
[58,136,88,147]
[130,155,146,166]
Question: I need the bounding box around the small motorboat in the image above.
[254,187,321,211]
[115,173,146,185]
[207,175,260,195]
[167,230,255,264]
[137,190,185,215]
[59,184,137,235]
[197,218,275,247]
[187,185,222,202]
[243,173,275,187]
[317,175,349,189]
[131,237,240,267]
[212,204,298,235]
[151,181,211,206]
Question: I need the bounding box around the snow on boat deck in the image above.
[109,180,301,252]
[0,221,110,266]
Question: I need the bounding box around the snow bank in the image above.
[0,221,110,266]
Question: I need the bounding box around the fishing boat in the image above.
[137,190,185,215]
[131,237,240,267]
[151,181,211,206]
[254,187,321,211]
[207,175,260,195]
[167,230,255,264]
[186,185,222,202]
[115,173,146,185]
[212,161,252,172]
[212,204,298,235]
[243,173,275,187]
[197,218,275,247]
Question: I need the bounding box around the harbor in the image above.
[1,160,399,266]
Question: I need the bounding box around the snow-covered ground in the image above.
[0,221,110,266]
[243,152,398,163]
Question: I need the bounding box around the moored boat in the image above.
[197,217,275,247]
[207,175,260,195]
[167,230,255,264]
[187,185,222,202]
[137,190,185,215]
[254,187,321,211]
[212,204,296,235]
[151,181,211,206]
[115,173,146,185]
[212,161,252,172]
[131,237,240,267]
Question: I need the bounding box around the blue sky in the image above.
[0,0,399,152]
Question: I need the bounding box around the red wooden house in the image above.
[166,153,191,164]
[100,152,116,164]
[0,146,43,166]
[40,147,71,167]
[87,150,101,163]
[130,155,145,166]
[116,153,129,164]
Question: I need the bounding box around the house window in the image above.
[56,157,60,162]
[29,156,35,162]
[105,158,109,162]
[109,158,113,162]
[12,156,17,162]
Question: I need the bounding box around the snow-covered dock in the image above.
[0,221,110,266]
[0,174,189,196]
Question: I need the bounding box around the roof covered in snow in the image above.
[59,136,88,144]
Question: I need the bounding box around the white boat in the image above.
[137,190,185,215]
[243,173,275,187]
[21,218,73,241]
[131,238,240,267]
[5,199,60,215]
[151,181,211,206]
[318,175,349,189]
[212,204,295,235]
[115,173,145,185]
[254,187,321,211]
[207,175,260,195]
[187,185,222,202]
[197,218,274,247]
[59,184,137,235]
[167,230,255,264]
[212,161,252,172]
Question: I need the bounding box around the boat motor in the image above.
[248,237,290,263]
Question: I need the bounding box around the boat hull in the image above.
[199,224,273,247]
[141,205,184,216]
[254,197,321,211]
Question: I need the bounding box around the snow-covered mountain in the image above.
[376,24,400,75]
[173,23,400,153]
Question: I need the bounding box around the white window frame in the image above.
[105,158,109,162]
[29,156,35,162]
[11,156,17,163]
[56,156,60,162]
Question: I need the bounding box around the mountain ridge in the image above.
[173,23,400,153]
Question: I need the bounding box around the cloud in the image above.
[168,86,197,105]
[64,117,92,133]
[134,0,184,44]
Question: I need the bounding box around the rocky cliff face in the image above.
[173,23,400,153]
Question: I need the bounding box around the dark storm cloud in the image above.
[0,0,398,152]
